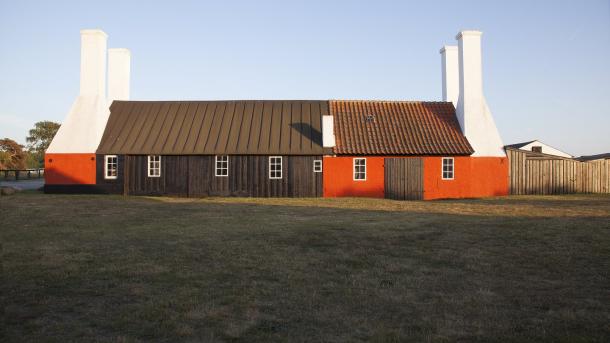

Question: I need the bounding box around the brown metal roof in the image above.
[97,100,326,155]
[330,100,474,155]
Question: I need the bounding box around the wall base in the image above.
[44,184,108,194]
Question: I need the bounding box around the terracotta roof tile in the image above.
[330,100,473,155]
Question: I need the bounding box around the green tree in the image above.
[0,138,27,170]
[26,121,60,167]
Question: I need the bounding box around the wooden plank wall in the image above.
[95,154,125,194]
[384,158,424,200]
[125,155,323,197]
[507,149,610,195]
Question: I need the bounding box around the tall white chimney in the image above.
[107,48,131,103]
[455,30,505,157]
[440,45,459,107]
[47,29,111,154]
[79,29,107,97]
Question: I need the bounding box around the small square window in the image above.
[269,156,282,179]
[313,160,322,172]
[442,157,454,180]
[354,158,366,181]
[215,155,229,177]
[104,155,118,180]
[148,155,161,177]
[531,146,542,153]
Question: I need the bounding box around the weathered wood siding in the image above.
[384,158,424,200]
[507,149,610,194]
[95,154,125,194]
[124,155,323,197]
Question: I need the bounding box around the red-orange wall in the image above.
[422,156,508,200]
[323,155,509,199]
[323,156,385,197]
[44,153,97,185]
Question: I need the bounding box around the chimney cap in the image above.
[108,48,131,54]
[439,45,458,54]
[456,30,483,40]
[80,29,108,38]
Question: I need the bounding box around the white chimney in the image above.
[455,30,505,157]
[107,48,131,103]
[47,29,111,154]
[440,45,459,107]
[79,29,107,97]
[322,115,336,148]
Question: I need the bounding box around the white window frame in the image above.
[442,157,454,180]
[269,156,283,179]
[215,155,229,177]
[313,159,322,173]
[104,155,118,180]
[147,155,161,178]
[353,158,366,181]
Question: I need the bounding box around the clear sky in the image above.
[1,0,609,156]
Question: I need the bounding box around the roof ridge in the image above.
[330,99,452,104]
[111,99,453,104]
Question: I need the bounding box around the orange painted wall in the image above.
[422,156,509,200]
[44,153,97,185]
[323,156,385,197]
[323,155,509,199]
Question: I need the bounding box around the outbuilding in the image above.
[505,140,573,158]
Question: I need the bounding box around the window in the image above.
[313,160,322,172]
[269,156,282,179]
[442,157,454,180]
[353,158,366,180]
[531,146,542,153]
[104,155,118,179]
[215,155,229,177]
[148,155,161,177]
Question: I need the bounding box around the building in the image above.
[504,140,573,158]
[45,29,509,200]
[575,153,610,162]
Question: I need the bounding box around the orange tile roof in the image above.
[330,100,474,155]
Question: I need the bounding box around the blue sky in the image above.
[1,0,609,156]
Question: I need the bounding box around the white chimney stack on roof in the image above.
[440,45,459,107]
[79,29,107,97]
[107,48,131,103]
[48,29,127,154]
[322,115,336,148]
[453,30,505,157]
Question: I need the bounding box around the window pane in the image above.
[269,157,282,178]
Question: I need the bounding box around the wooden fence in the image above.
[507,149,610,195]
[1,168,45,181]
[384,158,424,200]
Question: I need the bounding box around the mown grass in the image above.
[1,193,609,342]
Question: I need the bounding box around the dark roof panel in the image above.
[97,100,326,155]
[330,100,473,155]
[504,140,537,149]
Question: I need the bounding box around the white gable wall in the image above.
[516,140,573,158]
[46,96,110,153]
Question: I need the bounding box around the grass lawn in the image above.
[1,192,609,342]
